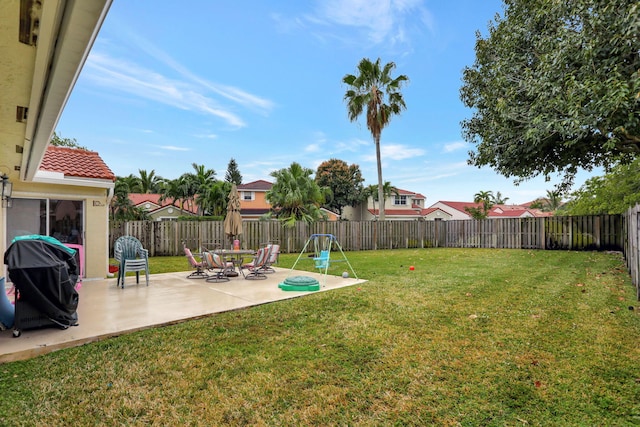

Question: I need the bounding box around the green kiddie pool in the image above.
[278,275,320,292]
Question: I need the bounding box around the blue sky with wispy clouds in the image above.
[56,0,596,205]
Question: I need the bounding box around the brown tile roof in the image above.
[129,193,165,206]
[40,146,115,181]
[238,180,272,191]
[396,188,426,199]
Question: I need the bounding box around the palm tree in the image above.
[110,178,150,221]
[118,174,142,194]
[138,169,162,194]
[199,180,230,216]
[266,162,329,227]
[364,182,400,219]
[545,190,563,212]
[181,163,217,215]
[465,190,494,219]
[343,58,408,221]
[492,191,509,205]
[474,190,494,214]
[159,177,190,213]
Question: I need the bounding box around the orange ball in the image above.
[409,266,415,271]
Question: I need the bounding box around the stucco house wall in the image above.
[1,0,113,280]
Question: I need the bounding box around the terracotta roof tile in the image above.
[238,180,273,191]
[40,146,115,181]
[128,193,198,214]
[437,201,483,214]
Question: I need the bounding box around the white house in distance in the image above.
[342,188,429,221]
[428,201,552,220]
[128,194,197,221]
[343,188,552,221]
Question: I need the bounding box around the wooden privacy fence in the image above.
[111,213,640,299]
[110,215,624,256]
[623,205,640,300]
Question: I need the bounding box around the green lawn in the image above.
[2,249,640,426]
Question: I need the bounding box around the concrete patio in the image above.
[0,268,366,363]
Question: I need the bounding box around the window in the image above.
[6,198,84,246]
[394,195,407,205]
[242,191,254,201]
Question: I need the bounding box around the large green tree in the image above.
[461,0,640,189]
[266,162,329,227]
[225,158,242,185]
[315,158,364,215]
[563,159,640,215]
[343,58,408,220]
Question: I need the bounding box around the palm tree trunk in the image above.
[375,135,385,221]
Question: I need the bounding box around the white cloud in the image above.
[159,145,190,152]
[85,30,276,129]
[309,0,431,46]
[85,53,247,128]
[442,141,468,153]
[362,143,426,161]
[335,138,369,153]
[126,31,275,114]
[305,143,321,153]
[193,133,218,140]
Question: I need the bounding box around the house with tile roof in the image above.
[128,193,197,220]
[342,188,429,221]
[237,179,339,221]
[429,201,551,220]
[1,1,114,280]
[237,180,273,220]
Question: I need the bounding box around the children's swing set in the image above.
[278,234,358,292]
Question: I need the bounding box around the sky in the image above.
[56,0,597,206]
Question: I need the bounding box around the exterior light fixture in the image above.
[1,174,13,207]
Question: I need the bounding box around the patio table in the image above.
[212,249,255,276]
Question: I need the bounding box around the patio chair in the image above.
[260,243,280,274]
[240,246,271,280]
[114,236,149,288]
[184,246,208,279]
[202,251,231,283]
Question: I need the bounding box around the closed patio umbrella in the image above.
[224,183,243,248]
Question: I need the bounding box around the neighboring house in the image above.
[237,179,272,220]
[237,180,339,221]
[422,207,453,221]
[321,208,340,221]
[1,0,114,280]
[343,188,429,221]
[429,201,551,220]
[520,199,560,216]
[129,193,197,221]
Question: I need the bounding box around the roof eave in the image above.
[33,170,115,189]
[22,0,113,181]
